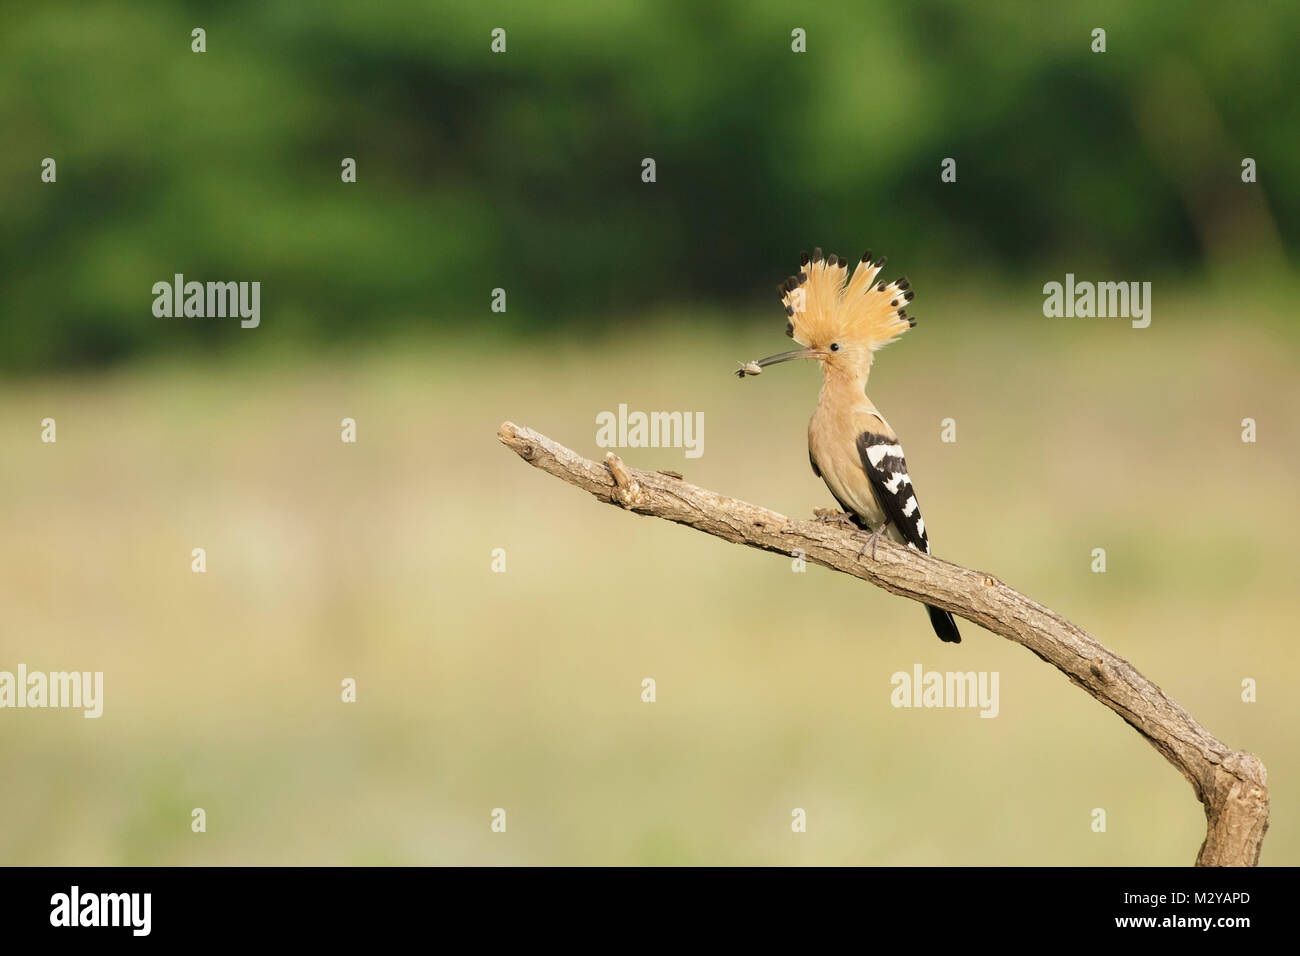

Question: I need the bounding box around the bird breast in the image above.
[808,405,888,530]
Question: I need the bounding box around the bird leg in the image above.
[852,520,892,561]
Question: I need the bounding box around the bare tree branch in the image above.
[497,421,1268,866]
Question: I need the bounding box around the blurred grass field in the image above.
[1,283,1297,865]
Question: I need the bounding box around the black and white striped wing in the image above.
[855,432,930,553]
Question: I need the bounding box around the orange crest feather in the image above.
[778,248,916,350]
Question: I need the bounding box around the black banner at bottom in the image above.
[0,865,1280,942]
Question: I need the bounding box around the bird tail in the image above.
[926,605,962,644]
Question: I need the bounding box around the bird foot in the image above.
[814,508,859,530]
[851,524,890,561]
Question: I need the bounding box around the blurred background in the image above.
[1,0,1296,864]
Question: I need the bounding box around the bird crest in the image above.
[778,248,916,352]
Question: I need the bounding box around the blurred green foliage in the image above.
[3,0,1296,370]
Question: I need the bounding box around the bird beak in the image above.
[754,347,824,368]
[735,347,827,378]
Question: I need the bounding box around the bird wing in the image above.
[855,430,962,643]
[855,431,930,553]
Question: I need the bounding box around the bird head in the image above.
[741,248,916,381]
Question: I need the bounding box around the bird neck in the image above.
[818,361,875,414]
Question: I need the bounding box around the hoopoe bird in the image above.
[739,247,961,644]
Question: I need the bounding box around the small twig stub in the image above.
[604,452,645,508]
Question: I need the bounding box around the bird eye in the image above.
[829,342,840,352]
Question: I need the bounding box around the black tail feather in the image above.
[926,604,962,644]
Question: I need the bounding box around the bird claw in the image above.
[814,508,858,529]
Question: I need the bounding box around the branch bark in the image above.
[497,421,1269,866]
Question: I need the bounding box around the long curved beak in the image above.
[754,347,822,368]
[736,347,827,378]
